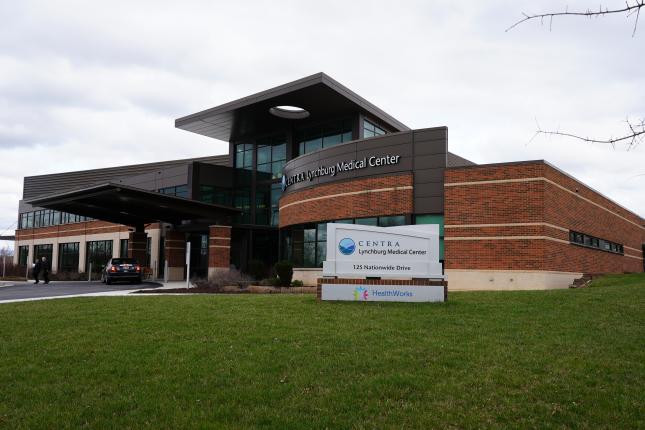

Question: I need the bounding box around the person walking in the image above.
[33,258,42,284]
[41,256,51,284]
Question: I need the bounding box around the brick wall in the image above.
[444,161,644,274]
[279,174,414,227]
[208,225,231,269]
[164,230,186,267]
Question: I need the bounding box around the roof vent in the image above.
[269,105,310,119]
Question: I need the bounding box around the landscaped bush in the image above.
[0,261,29,278]
[291,279,304,288]
[273,261,293,287]
[192,269,254,289]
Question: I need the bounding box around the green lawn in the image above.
[0,274,643,429]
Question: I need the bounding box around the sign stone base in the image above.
[317,278,448,303]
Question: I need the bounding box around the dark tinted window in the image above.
[112,258,137,265]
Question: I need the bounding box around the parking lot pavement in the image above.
[0,280,162,303]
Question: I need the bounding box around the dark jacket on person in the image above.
[41,260,51,273]
[33,260,42,275]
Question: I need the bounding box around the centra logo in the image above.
[338,238,356,255]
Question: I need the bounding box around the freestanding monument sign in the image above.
[319,224,447,302]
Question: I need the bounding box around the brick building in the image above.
[14,73,645,289]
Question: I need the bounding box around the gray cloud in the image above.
[0,0,643,238]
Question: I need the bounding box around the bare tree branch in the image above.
[533,118,645,150]
[506,1,645,36]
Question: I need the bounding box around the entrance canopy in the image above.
[27,183,239,229]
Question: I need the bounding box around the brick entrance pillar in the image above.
[208,225,232,279]
[164,230,186,281]
[128,231,148,266]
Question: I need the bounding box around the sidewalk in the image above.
[0,279,200,304]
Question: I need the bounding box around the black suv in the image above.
[101,258,142,285]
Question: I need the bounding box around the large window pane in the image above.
[297,119,353,155]
[18,246,29,266]
[316,223,327,241]
[355,217,377,226]
[33,244,53,264]
[58,242,79,272]
[304,228,316,243]
[378,215,405,227]
[303,242,316,267]
[272,143,286,161]
[257,145,271,165]
[86,240,113,272]
[316,241,327,267]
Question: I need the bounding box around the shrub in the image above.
[274,261,293,287]
[247,259,267,280]
[0,262,29,278]
[193,269,254,289]
[291,279,304,288]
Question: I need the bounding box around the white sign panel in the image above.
[321,284,445,302]
[322,224,443,279]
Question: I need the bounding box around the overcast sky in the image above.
[1,0,643,249]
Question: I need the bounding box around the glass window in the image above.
[200,185,232,206]
[355,217,378,226]
[287,224,330,268]
[235,142,254,170]
[363,119,386,139]
[18,246,29,266]
[270,182,281,226]
[378,215,406,227]
[58,242,79,272]
[257,145,271,165]
[569,230,623,255]
[33,244,53,264]
[334,219,354,224]
[234,188,252,224]
[120,239,129,258]
[256,135,287,180]
[415,214,445,260]
[316,242,327,267]
[158,185,188,198]
[86,240,113,273]
[296,119,353,155]
[303,242,316,267]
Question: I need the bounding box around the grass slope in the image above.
[0,274,643,429]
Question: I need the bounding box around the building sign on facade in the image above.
[282,154,400,190]
[322,224,443,278]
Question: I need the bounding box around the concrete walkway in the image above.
[0,280,169,304]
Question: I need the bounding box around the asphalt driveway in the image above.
[0,280,162,302]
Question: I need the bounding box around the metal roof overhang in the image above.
[175,72,410,142]
[26,183,240,228]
